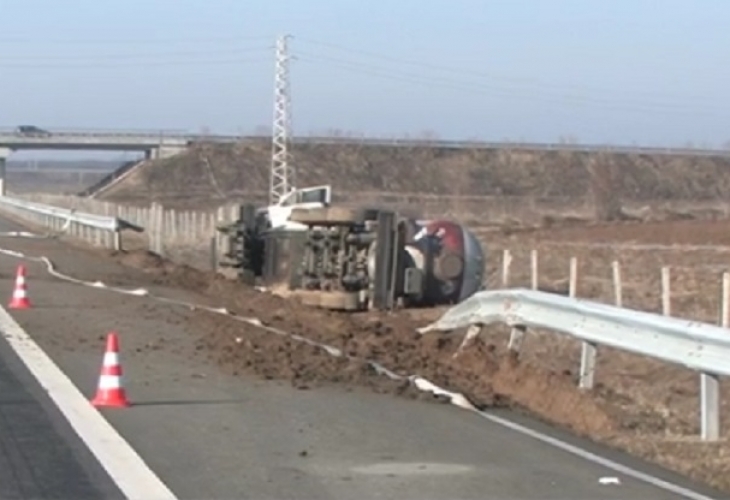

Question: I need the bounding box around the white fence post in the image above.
[530,249,538,290]
[612,260,622,307]
[568,257,578,298]
[661,266,671,316]
[501,249,511,287]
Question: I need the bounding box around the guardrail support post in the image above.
[113,231,122,251]
[0,148,9,197]
[578,342,597,389]
[507,325,526,353]
[701,372,720,441]
[210,236,218,271]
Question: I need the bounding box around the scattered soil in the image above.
[107,240,730,493]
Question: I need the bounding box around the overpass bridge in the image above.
[2,125,730,197]
[0,127,243,195]
[0,128,241,155]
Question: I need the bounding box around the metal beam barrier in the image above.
[0,195,143,250]
[419,288,730,441]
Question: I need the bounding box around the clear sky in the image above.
[1,0,729,154]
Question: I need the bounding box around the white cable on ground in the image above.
[0,232,478,412]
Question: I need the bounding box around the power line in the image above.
[294,36,720,106]
[0,34,272,44]
[0,56,272,69]
[0,46,273,62]
[293,51,728,118]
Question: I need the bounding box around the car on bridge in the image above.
[15,125,51,137]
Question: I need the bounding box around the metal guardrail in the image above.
[290,137,730,157]
[419,288,729,441]
[0,127,729,157]
[0,195,143,250]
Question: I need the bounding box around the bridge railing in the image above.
[419,288,730,442]
[0,195,143,250]
[0,128,728,157]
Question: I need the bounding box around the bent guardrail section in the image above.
[0,195,143,250]
[419,288,729,441]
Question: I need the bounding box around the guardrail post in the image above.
[570,256,597,389]
[114,231,122,251]
[210,236,218,271]
[0,149,8,196]
[507,325,526,353]
[701,373,720,441]
[579,342,597,389]
[701,272,729,441]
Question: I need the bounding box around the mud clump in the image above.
[113,252,730,494]
[114,249,616,433]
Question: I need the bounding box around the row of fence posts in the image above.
[501,248,727,441]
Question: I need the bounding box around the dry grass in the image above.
[96,141,730,225]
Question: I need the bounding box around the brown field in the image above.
[16,143,730,493]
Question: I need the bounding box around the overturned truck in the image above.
[216,186,485,312]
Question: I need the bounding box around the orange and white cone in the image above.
[91,332,130,408]
[8,264,31,309]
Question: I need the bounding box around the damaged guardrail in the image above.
[0,195,143,250]
[418,288,730,442]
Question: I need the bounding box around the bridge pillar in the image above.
[0,148,10,196]
[144,146,186,161]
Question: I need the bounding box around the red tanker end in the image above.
[404,219,485,306]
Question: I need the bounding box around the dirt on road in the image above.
[100,243,730,494]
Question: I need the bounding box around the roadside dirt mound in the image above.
[112,249,615,439]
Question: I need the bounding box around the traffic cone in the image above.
[91,332,130,408]
[8,265,31,309]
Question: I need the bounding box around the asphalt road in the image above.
[0,214,723,499]
[0,323,123,499]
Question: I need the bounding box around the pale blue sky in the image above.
[2,0,729,155]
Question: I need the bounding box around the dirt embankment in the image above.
[108,247,730,494]
[98,141,730,222]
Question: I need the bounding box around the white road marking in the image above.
[0,305,177,500]
[477,411,717,500]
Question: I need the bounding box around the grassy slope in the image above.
[99,139,730,222]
